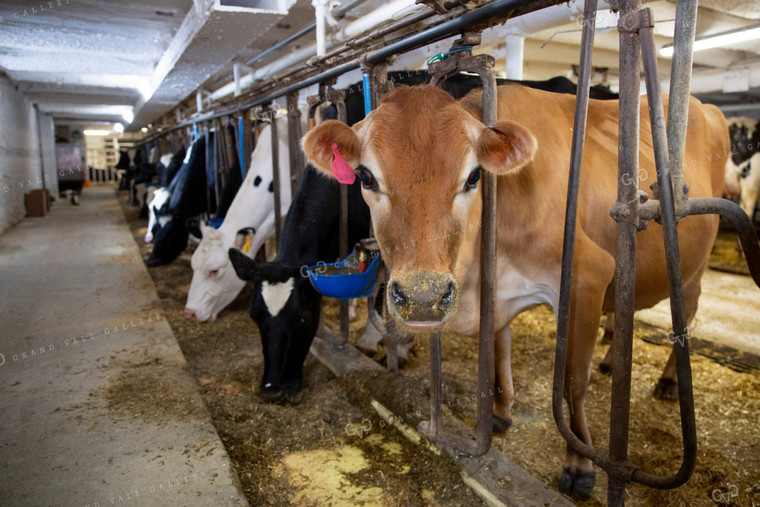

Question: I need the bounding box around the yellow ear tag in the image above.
[243,235,251,254]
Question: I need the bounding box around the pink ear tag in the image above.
[331,143,356,184]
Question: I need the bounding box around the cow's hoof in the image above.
[558,468,595,500]
[558,467,574,496]
[653,378,678,401]
[493,415,512,434]
[598,360,612,375]
[144,257,165,267]
[572,470,596,500]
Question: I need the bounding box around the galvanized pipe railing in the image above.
[553,0,760,503]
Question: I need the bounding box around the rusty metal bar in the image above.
[268,105,282,246]
[203,123,213,217]
[417,41,495,457]
[631,17,698,490]
[335,89,350,349]
[607,1,644,503]
[286,91,304,196]
[665,0,699,214]
[552,0,602,472]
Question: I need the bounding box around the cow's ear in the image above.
[228,248,259,281]
[474,120,537,175]
[301,120,360,177]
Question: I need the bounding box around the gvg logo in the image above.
[345,419,372,439]
[666,326,695,346]
[712,484,739,505]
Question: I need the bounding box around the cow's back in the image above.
[461,84,728,312]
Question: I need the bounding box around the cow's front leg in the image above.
[654,260,706,401]
[598,312,615,374]
[493,325,514,433]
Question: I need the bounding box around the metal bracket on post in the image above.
[419,31,496,457]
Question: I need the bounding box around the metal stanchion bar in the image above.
[286,91,304,196]
[552,0,603,467]
[417,41,495,457]
[269,106,282,246]
[607,1,644,503]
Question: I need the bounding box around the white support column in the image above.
[233,63,242,97]
[312,0,329,57]
[505,34,525,80]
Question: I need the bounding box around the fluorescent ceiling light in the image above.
[84,130,111,136]
[660,24,760,57]
[122,110,134,124]
[113,123,124,134]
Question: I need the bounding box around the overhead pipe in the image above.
[210,0,425,101]
[149,0,568,139]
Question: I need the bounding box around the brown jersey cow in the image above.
[302,84,728,499]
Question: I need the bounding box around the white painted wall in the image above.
[0,72,43,235]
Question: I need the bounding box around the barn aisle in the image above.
[0,186,248,506]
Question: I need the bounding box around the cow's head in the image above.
[228,248,320,401]
[184,225,255,322]
[303,85,536,332]
[145,187,171,243]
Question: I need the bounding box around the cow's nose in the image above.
[184,308,197,321]
[388,273,458,330]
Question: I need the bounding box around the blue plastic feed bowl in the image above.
[307,251,381,300]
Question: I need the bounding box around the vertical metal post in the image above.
[212,119,222,212]
[608,1,642,504]
[269,106,282,246]
[552,0,601,469]
[334,91,350,348]
[665,0,699,213]
[286,91,304,196]
[203,123,212,217]
[238,115,247,177]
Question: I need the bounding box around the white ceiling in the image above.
[1,0,759,130]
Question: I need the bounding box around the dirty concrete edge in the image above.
[116,188,251,505]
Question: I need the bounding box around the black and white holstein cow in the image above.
[146,137,215,267]
[146,131,242,267]
[724,116,760,223]
[185,118,295,322]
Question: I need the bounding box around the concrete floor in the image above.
[0,186,248,506]
[637,268,760,355]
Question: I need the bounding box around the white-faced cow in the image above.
[185,119,295,322]
[724,116,760,222]
[303,84,728,499]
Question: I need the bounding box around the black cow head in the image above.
[146,216,188,267]
[228,248,321,401]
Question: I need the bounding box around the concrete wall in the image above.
[38,113,59,200]
[0,72,43,235]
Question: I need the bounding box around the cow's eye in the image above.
[464,168,481,191]
[357,167,376,191]
[209,268,219,276]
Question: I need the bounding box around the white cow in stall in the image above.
[184,118,295,322]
